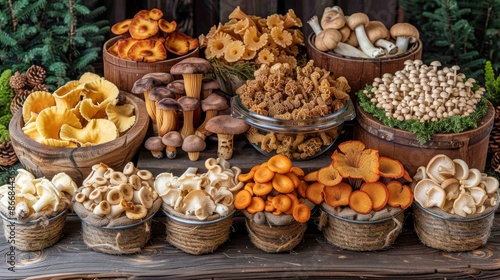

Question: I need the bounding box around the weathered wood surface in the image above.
[2,142,500,279]
[1,214,499,279]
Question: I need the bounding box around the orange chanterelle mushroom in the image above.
[330,140,380,187]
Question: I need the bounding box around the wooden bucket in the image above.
[354,102,495,176]
[306,33,422,100]
[9,91,149,186]
[103,37,200,92]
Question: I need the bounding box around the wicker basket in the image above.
[245,217,307,253]
[413,202,497,252]
[319,204,404,251]
[0,209,67,251]
[163,205,235,255]
[79,213,155,255]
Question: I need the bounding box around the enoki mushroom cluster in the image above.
[236,60,350,159]
[363,59,486,122]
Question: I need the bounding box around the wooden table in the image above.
[1,140,500,279]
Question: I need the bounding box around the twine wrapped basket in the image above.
[163,204,235,255]
[74,198,162,255]
[0,209,67,251]
[413,198,498,252]
[319,203,404,251]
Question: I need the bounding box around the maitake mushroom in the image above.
[412,154,498,217]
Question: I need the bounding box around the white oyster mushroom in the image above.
[469,186,487,206]
[453,193,476,217]
[15,169,35,187]
[154,172,179,196]
[214,188,233,207]
[51,172,78,197]
[413,178,441,207]
[452,159,469,181]
[440,178,460,200]
[413,166,427,181]
[426,154,455,184]
[182,189,216,220]
[32,179,61,212]
[426,186,446,209]
[214,203,229,216]
[161,188,182,208]
[460,168,482,189]
[481,176,499,194]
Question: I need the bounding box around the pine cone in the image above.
[0,141,18,166]
[10,89,31,115]
[9,71,27,90]
[31,83,49,92]
[488,105,500,154]
[491,152,500,173]
[25,65,47,87]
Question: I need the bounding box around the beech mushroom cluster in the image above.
[412,154,499,217]
[154,158,243,220]
[108,8,198,62]
[0,169,76,222]
[362,59,486,122]
[308,6,419,58]
[21,73,135,147]
[236,60,351,159]
[74,162,159,220]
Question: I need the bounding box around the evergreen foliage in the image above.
[485,60,500,105]
[399,0,500,81]
[0,0,109,90]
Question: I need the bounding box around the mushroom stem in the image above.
[196,109,218,137]
[180,109,195,137]
[307,15,368,58]
[347,13,385,58]
[216,133,235,160]
[374,39,397,55]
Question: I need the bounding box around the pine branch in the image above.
[8,0,17,31]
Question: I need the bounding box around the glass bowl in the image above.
[230,95,356,160]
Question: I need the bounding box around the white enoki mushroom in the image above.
[364,60,485,122]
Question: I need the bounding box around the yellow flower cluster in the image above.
[200,6,304,67]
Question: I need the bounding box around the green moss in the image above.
[0,70,13,142]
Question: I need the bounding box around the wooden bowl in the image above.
[103,37,200,93]
[9,91,149,186]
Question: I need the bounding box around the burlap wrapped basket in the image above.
[413,195,499,252]
[163,204,235,255]
[0,209,67,251]
[319,203,404,251]
[74,197,162,255]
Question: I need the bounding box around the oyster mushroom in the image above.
[205,115,250,160]
[133,186,154,209]
[425,154,455,184]
[440,178,461,200]
[453,158,469,181]
[106,102,136,133]
[453,193,476,217]
[469,186,487,206]
[51,172,78,197]
[413,178,441,208]
[460,168,482,189]
[126,204,148,220]
[181,189,216,220]
[482,176,499,194]
[161,131,183,159]
[32,179,61,213]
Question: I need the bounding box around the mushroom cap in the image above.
[157,97,180,111]
[161,131,183,147]
[142,72,173,85]
[390,23,420,40]
[202,78,220,91]
[204,115,250,135]
[425,154,455,184]
[201,93,229,112]
[169,57,214,75]
[321,7,346,30]
[144,136,166,152]
[149,86,176,102]
[177,96,200,111]
[182,134,206,152]
[166,79,185,95]
[60,119,118,147]
[365,21,390,43]
[346,12,369,30]
[131,77,164,94]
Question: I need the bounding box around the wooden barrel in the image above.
[103,37,199,92]
[9,92,150,186]
[353,102,495,176]
[307,33,423,100]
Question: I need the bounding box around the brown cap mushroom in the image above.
[142,72,173,84]
[320,6,346,30]
[131,77,164,126]
[169,57,214,101]
[161,130,183,159]
[167,79,186,99]
[177,96,200,137]
[156,98,179,136]
[205,115,250,160]
[201,78,220,100]
[346,12,385,58]
[365,21,397,55]
[196,93,229,137]
[144,136,166,159]
[182,134,206,161]
[390,23,419,55]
